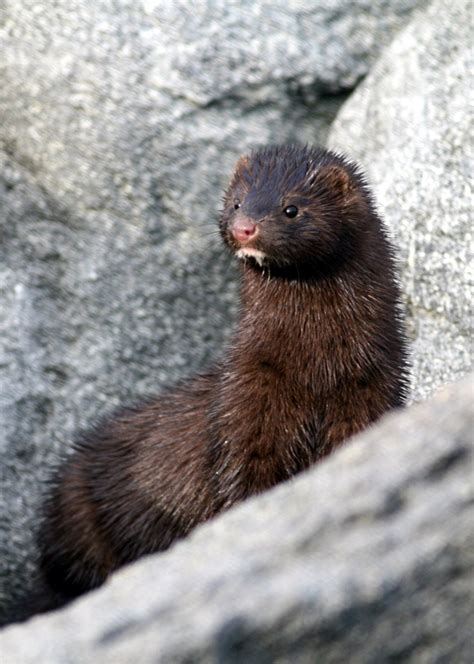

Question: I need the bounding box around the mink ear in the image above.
[229,155,250,189]
[234,155,249,175]
[226,156,249,201]
[318,165,354,198]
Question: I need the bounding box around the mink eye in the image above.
[234,202,241,210]
[284,205,298,218]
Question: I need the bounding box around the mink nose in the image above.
[231,217,258,244]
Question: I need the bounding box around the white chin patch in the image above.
[236,248,267,266]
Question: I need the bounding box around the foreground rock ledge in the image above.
[1,375,473,663]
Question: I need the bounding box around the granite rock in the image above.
[328,0,473,401]
[0,374,472,662]
[0,0,426,622]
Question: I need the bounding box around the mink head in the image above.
[220,144,375,275]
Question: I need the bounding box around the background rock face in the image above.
[0,0,428,623]
[0,375,472,663]
[328,0,473,401]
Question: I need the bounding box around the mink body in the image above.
[39,145,409,602]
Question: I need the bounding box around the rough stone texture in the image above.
[0,0,426,622]
[1,374,473,663]
[328,0,473,402]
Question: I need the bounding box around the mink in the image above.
[39,144,409,603]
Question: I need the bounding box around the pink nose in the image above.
[231,217,257,244]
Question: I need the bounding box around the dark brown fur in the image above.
[39,144,409,603]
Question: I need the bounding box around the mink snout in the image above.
[231,216,258,243]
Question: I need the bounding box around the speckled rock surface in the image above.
[1,375,472,663]
[0,0,426,623]
[328,0,473,401]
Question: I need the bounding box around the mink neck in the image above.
[240,247,364,311]
[230,256,362,370]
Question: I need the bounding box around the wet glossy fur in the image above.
[39,144,409,602]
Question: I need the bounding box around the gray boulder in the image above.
[0,374,472,662]
[0,0,426,622]
[328,0,473,401]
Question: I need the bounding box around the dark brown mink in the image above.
[39,144,409,604]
